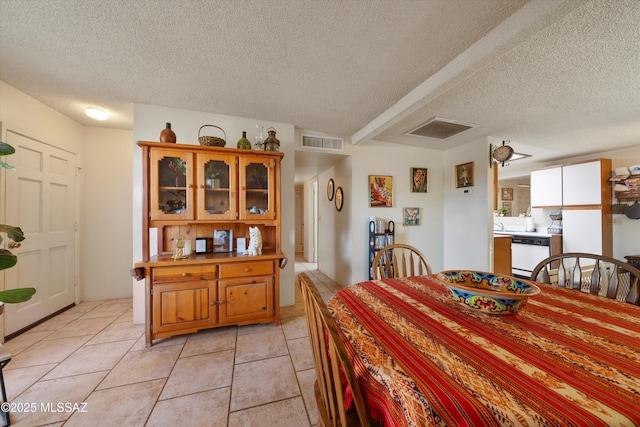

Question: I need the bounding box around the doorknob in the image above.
[8,242,21,249]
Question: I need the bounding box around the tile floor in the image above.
[1,258,344,427]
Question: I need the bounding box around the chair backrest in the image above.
[297,273,371,427]
[372,243,432,280]
[531,252,640,305]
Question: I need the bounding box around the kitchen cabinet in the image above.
[562,209,606,255]
[561,159,612,256]
[530,166,562,207]
[562,159,610,206]
[493,235,512,276]
[135,142,285,346]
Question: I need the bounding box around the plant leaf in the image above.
[0,141,16,156]
[0,249,18,270]
[0,287,36,303]
[0,160,16,170]
[0,224,25,242]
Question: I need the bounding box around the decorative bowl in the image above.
[434,270,541,315]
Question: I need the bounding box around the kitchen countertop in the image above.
[494,230,555,238]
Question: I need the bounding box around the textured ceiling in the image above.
[1,0,639,182]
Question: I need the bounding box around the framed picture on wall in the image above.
[403,207,421,225]
[502,187,514,201]
[501,202,512,216]
[455,162,474,188]
[410,167,429,193]
[369,175,393,207]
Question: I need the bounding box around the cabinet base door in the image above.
[220,277,274,324]
[152,281,214,335]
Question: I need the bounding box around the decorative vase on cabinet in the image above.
[159,122,176,143]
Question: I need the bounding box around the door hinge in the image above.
[150,288,153,296]
[150,324,153,331]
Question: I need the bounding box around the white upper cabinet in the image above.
[562,160,605,206]
[530,166,562,207]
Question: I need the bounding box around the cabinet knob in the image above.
[182,273,189,277]
[244,267,252,272]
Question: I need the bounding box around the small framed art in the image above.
[501,187,513,201]
[403,207,421,225]
[410,167,428,193]
[327,178,335,201]
[213,229,234,253]
[369,175,393,207]
[335,187,344,211]
[455,162,474,188]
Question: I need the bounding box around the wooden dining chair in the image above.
[531,252,640,305]
[372,243,432,280]
[297,273,372,427]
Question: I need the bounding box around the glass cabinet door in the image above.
[196,153,237,220]
[239,156,276,220]
[150,149,194,221]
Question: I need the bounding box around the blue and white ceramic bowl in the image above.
[434,270,541,315]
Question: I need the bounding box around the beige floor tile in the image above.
[79,302,132,319]
[64,378,164,427]
[288,336,314,372]
[130,333,188,352]
[147,387,230,427]
[230,355,300,411]
[9,371,107,426]
[235,328,288,364]
[46,316,118,340]
[97,344,182,390]
[297,368,319,424]
[85,321,144,345]
[236,321,281,336]
[159,350,234,400]
[42,340,135,380]
[282,315,308,340]
[8,336,92,369]
[63,301,104,315]
[229,396,310,427]
[180,326,236,358]
[2,331,54,356]
[4,363,57,401]
[27,313,83,333]
[113,308,134,323]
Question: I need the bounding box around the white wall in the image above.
[443,138,492,272]
[132,104,296,323]
[317,157,352,286]
[81,127,134,300]
[348,143,446,286]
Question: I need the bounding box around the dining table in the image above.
[327,273,640,426]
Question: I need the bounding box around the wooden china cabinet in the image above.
[133,142,285,346]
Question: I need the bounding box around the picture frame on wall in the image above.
[410,167,429,193]
[403,207,421,225]
[455,162,474,188]
[502,187,514,201]
[369,175,393,207]
[502,202,512,216]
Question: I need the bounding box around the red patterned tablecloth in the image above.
[327,275,640,426]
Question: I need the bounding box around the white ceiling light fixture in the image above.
[85,107,108,121]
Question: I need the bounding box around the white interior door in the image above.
[3,131,77,336]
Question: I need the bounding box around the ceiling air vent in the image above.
[301,134,344,152]
[406,117,478,140]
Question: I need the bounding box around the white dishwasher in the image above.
[511,235,551,279]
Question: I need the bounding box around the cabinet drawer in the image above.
[219,261,274,278]
[153,265,217,283]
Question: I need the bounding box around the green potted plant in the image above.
[496,208,509,217]
[0,141,36,313]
